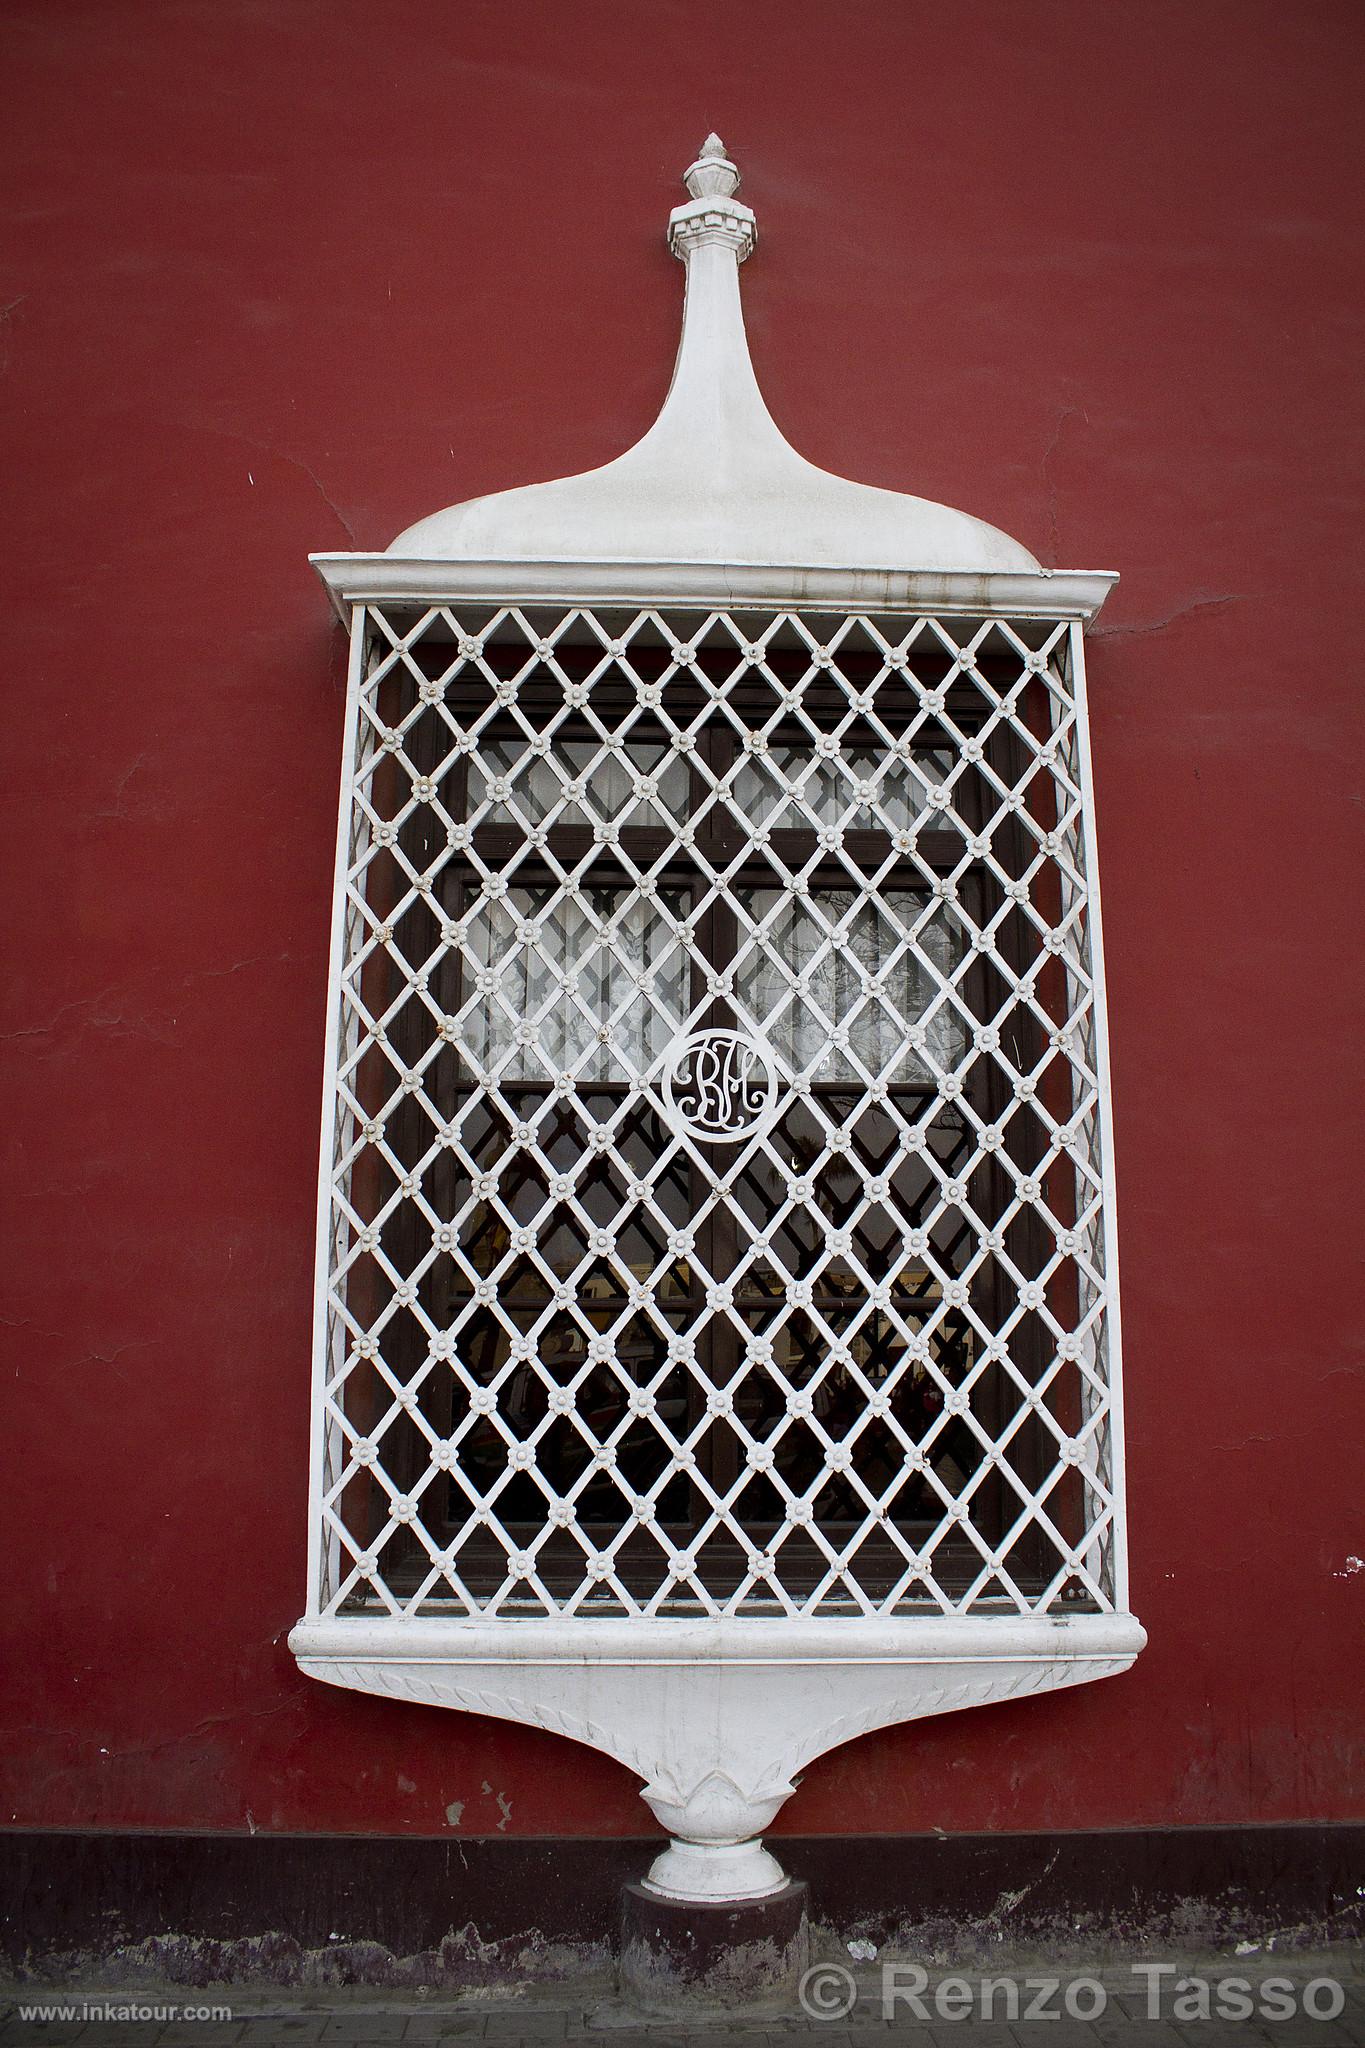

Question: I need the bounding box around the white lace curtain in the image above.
[738,889,963,1083]
[461,887,687,1082]
[461,886,962,1085]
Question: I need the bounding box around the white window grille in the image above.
[318,602,1117,1624]
[292,137,1143,1905]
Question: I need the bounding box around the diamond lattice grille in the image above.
[314,604,1119,1619]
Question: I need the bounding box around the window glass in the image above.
[460,884,690,1080]
[469,737,689,826]
[737,889,965,1081]
[727,744,953,829]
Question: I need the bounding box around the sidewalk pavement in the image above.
[3,1952,1363,2048]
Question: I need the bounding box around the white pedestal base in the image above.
[290,1612,1145,1905]
[644,1837,788,1902]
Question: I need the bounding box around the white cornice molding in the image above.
[310,553,1118,625]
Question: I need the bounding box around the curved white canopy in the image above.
[388,136,1040,575]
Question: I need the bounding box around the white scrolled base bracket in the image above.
[288,1614,1145,1904]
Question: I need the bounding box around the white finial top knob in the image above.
[670,134,754,263]
[684,134,740,201]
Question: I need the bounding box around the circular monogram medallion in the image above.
[658,1028,780,1143]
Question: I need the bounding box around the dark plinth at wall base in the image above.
[618,1880,808,2014]
[2,1825,1363,1983]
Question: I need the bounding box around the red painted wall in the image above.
[3,0,1362,1842]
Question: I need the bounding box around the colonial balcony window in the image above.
[292,137,1143,1908]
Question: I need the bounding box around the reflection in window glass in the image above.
[469,738,689,827]
[727,746,953,830]
[460,885,690,1080]
[736,889,965,1081]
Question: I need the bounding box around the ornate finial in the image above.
[671,135,754,262]
[683,134,740,201]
